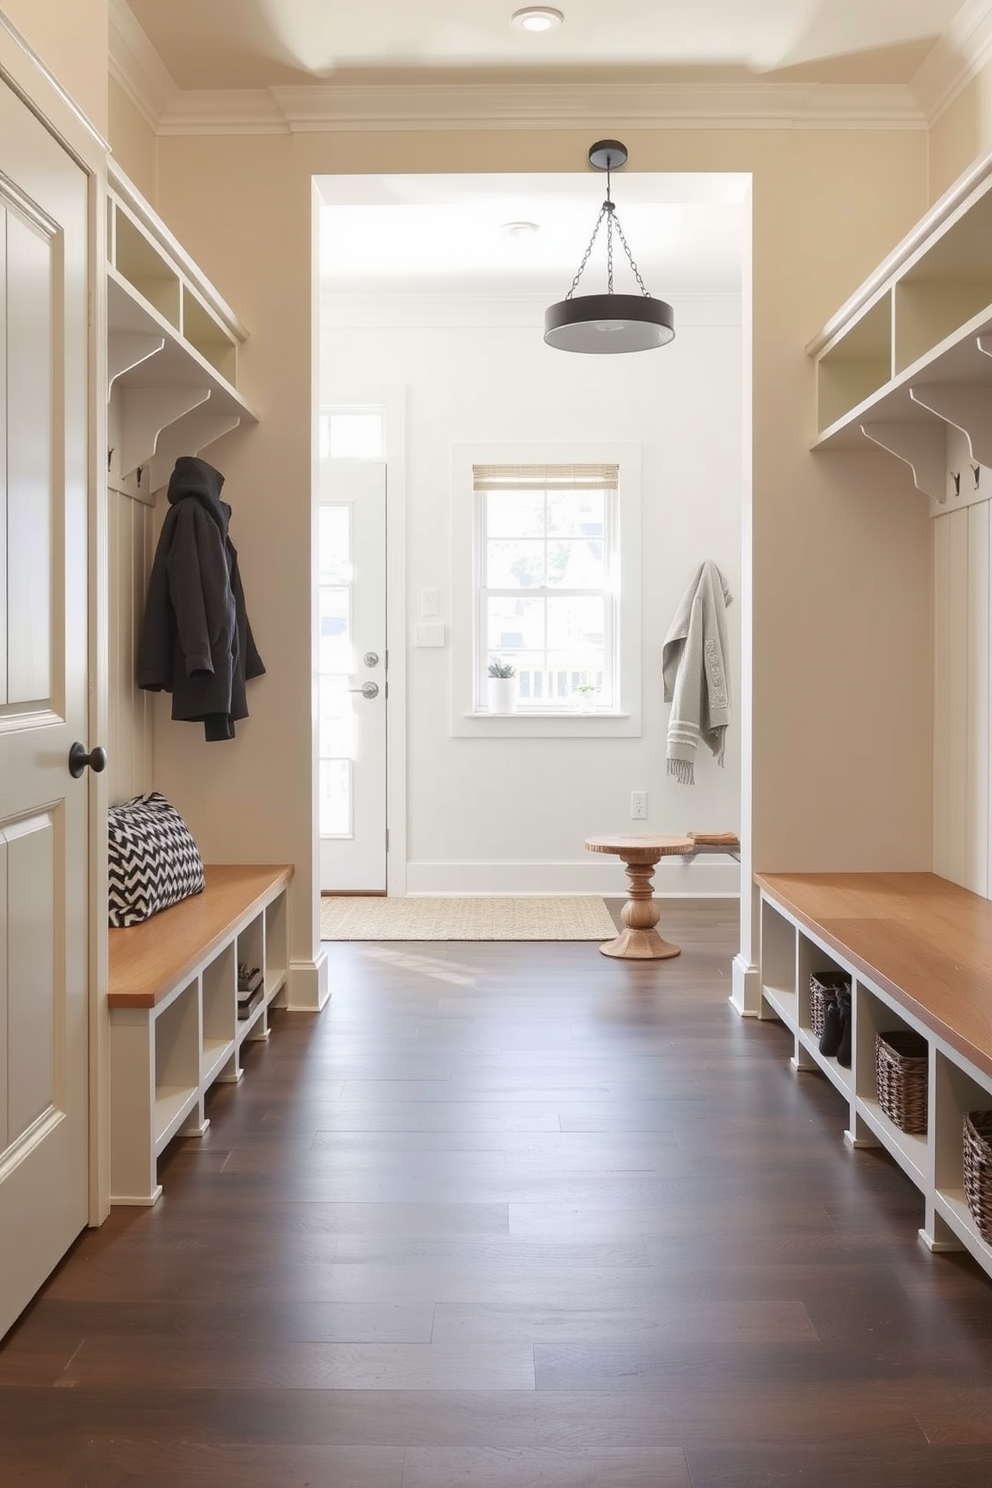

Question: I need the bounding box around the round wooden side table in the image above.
[584,833,694,959]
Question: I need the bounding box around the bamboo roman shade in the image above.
[472,464,619,490]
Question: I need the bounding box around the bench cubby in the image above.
[108,864,292,1205]
[757,870,992,1282]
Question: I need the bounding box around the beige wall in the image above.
[108,76,156,200]
[0,0,107,137]
[145,123,932,980]
[930,62,992,202]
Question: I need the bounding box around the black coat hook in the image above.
[972,463,982,490]
[952,471,961,497]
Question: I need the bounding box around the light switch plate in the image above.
[414,623,446,647]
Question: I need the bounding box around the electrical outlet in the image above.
[630,791,648,820]
[420,587,439,617]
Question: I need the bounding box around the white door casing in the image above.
[319,460,387,892]
[0,76,91,1338]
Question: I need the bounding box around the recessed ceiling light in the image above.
[511,8,564,33]
[501,221,540,237]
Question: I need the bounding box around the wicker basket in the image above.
[963,1111,992,1244]
[875,1030,928,1134]
[809,971,851,1040]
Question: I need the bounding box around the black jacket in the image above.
[137,457,265,741]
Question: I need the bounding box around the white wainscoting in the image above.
[933,499,991,896]
[107,485,155,807]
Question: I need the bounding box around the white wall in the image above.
[323,291,743,897]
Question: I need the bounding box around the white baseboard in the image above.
[731,953,761,1017]
[405,857,741,897]
[287,950,330,1012]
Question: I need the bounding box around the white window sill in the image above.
[452,709,640,738]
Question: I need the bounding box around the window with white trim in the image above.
[451,442,641,738]
[474,464,619,713]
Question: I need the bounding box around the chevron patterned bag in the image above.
[108,792,205,927]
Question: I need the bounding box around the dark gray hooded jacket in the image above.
[137,457,265,741]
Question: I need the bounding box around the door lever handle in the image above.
[348,682,379,700]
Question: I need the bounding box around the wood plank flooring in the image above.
[5,900,992,1485]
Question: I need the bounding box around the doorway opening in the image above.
[314,171,750,903]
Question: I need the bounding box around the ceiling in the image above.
[318,172,749,296]
[125,0,966,91]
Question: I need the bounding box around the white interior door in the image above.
[0,84,92,1336]
[319,458,387,892]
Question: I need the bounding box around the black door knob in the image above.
[68,742,108,778]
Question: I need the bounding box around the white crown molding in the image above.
[108,0,178,131]
[911,0,992,125]
[159,89,290,135]
[154,80,926,136]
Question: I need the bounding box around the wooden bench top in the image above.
[109,864,293,1009]
[756,871,992,1080]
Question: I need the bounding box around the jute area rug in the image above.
[321,895,616,942]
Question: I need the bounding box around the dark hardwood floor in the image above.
[5,900,992,1485]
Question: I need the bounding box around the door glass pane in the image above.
[318,501,356,839]
[319,759,352,837]
[319,505,351,583]
[319,586,352,674]
[319,675,354,759]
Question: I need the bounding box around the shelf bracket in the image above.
[908,385,992,470]
[118,386,211,479]
[150,409,242,493]
[107,333,165,396]
[860,421,946,503]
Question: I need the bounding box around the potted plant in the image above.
[571,680,599,713]
[486,658,518,714]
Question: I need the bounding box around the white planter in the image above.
[486,676,518,714]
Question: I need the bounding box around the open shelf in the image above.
[759,894,796,1025]
[153,1085,199,1153]
[797,1027,854,1098]
[756,870,992,1288]
[855,1096,928,1190]
[808,146,992,503]
[817,293,892,435]
[107,161,258,498]
[109,866,293,1204]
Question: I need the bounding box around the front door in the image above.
[0,80,92,1337]
[318,458,387,892]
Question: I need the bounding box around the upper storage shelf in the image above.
[808,149,992,506]
[107,161,258,494]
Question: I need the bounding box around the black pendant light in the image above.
[544,140,675,354]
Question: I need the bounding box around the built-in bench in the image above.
[108,863,293,1205]
[756,870,992,1281]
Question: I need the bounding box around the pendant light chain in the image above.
[611,215,650,298]
[564,202,609,301]
[564,157,651,301]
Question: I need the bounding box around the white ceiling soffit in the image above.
[122,0,962,83]
[316,172,748,297]
[110,0,992,134]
